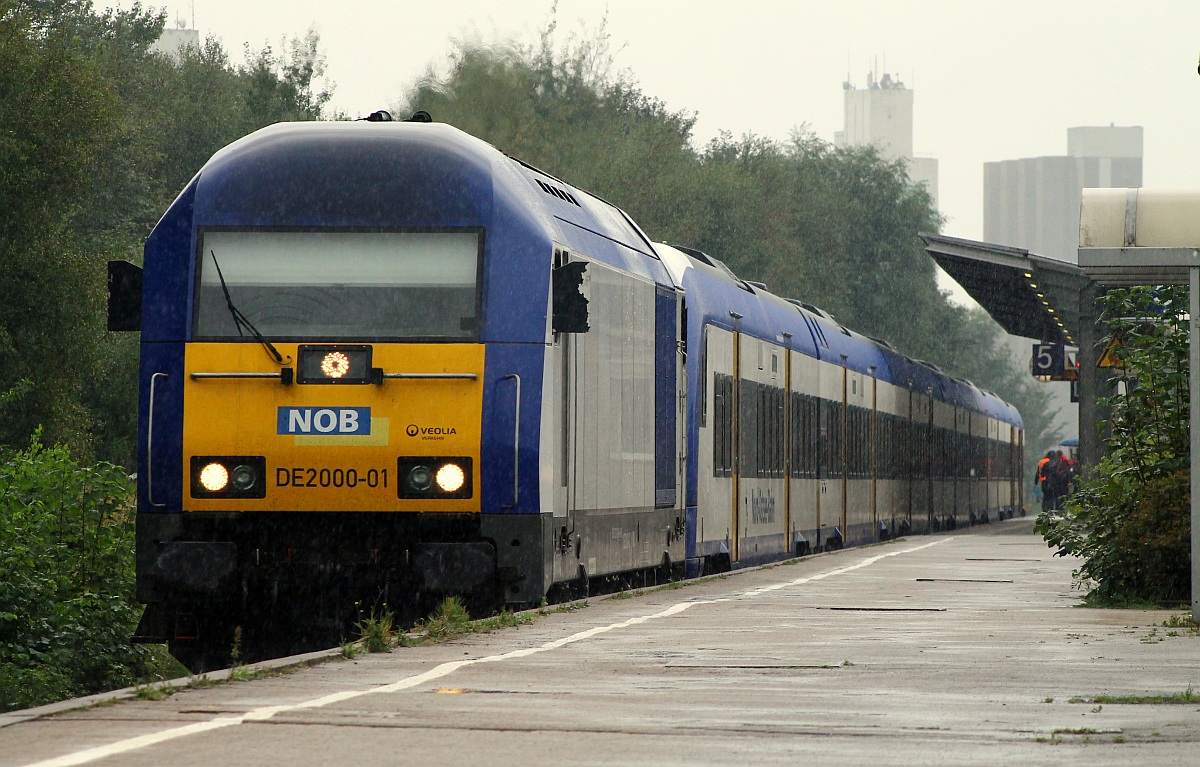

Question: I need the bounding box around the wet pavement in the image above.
[4,516,1200,766]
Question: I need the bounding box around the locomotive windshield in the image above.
[193,229,482,341]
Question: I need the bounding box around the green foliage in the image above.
[423,596,472,641]
[0,432,160,712]
[0,1,334,465]
[1038,286,1190,603]
[1079,689,1200,705]
[354,607,396,653]
[402,24,1059,458]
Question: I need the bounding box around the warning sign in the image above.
[1097,337,1124,368]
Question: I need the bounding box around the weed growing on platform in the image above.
[1072,688,1199,705]
[423,597,471,641]
[1079,688,1200,705]
[401,598,536,645]
[355,608,396,653]
[1160,613,1200,634]
[538,600,588,615]
[134,683,175,701]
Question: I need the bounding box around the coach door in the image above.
[730,331,742,562]
[701,326,739,567]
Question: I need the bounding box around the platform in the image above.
[4,517,1199,766]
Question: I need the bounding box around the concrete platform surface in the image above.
[3,517,1200,766]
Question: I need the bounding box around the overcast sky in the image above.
[137,0,1200,245]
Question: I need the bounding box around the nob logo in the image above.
[406,423,458,439]
[278,407,370,435]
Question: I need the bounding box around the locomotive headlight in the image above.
[231,464,258,491]
[396,456,473,499]
[407,465,433,492]
[320,351,351,379]
[199,462,230,492]
[191,455,266,499]
[435,462,466,493]
[297,345,373,384]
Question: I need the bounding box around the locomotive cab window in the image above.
[193,229,482,341]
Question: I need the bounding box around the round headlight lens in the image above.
[435,463,466,493]
[199,462,229,492]
[407,465,433,491]
[231,464,257,491]
[321,351,351,379]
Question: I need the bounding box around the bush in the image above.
[1038,286,1190,605]
[0,432,163,712]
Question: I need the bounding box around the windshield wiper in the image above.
[209,250,289,366]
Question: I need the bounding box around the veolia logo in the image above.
[406,424,458,438]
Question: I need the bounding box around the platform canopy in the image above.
[1079,188,1200,286]
[919,233,1090,345]
[1078,186,1200,624]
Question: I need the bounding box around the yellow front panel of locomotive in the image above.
[182,343,484,512]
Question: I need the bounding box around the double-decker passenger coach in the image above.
[109,116,1022,671]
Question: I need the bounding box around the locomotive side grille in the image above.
[535,179,581,207]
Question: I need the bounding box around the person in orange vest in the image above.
[1034,451,1054,512]
[1044,450,1073,509]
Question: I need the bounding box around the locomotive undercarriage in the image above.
[133,511,518,671]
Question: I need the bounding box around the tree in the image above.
[1038,285,1191,604]
[401,29,1059,462]
[0,1,126,452]
[0,1,335,463]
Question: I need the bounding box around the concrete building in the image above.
[982,126,1143,451]
[151,25,200,63]
[983,126,1143,263]
[835,70,939,209]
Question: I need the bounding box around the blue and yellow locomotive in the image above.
[109,116,1022,670]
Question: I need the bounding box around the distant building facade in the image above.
[984,126,1143,448]
[151,26,200,63]
[835,70,939,209]
[983,126,1143,263]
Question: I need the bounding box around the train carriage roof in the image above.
[654,242,1022,427]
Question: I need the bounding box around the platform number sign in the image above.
[1032,343,1066,377]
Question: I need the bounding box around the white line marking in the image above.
[21,538,949,767]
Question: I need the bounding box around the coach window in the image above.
[194,229,481,341]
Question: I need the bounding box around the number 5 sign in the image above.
[1032,343,1065,377]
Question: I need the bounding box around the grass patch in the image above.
[355,607,396,653]
[1161,613,1200,633]
[1074,688,1200,705]
[538,600,588,615]
[401,597,537,646]
[423,597,472,641]
[1080,592,1185,610]
[133,684,175,701]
